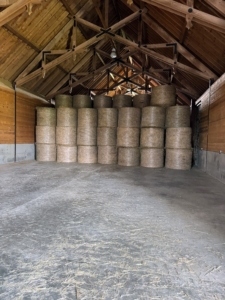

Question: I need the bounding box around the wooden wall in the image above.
[198,74,225,153]
[0,86,50,145]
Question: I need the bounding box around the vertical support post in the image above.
[13,82,17,163]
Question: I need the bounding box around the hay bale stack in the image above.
[165,127,191,149]
[57,145,77,163]
[151,85,176,107]
[98,146,117,165]
[113,94,132,109]
[57,107,77,127]
[166,105,190,128]
[98,108,118,128]
[117,127,140,147]
[55,94,72,108]
[78,108,97,127]
[36,107,56,126]
[56,126,76,146]
[73,95,92,108]
[140,128,164,148]
[36,143,56,162]
[118,107,141,128]
[118,147,139,166]
[165,149,192,170]
[133,94,151,108]
[141,148,164,168]
[94,95,112,108]
[97,127,117,146]
[78,146,97,164]
[36,126,55,144]
[77,127,97,146]
[141,106,165,128]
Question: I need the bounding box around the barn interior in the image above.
[0,0,225,298]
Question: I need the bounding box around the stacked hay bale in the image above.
[113,94,132,109]
[133,94,151,108]
[117,107,141,166]
[73,95,92,108]
[97,108,118,165]
[151,85,176,107]
[165,106,192,170]
[94,95,112,108]
[140,107,165,168]
[55,94,72,108]
[36,107,56,162]
[56,107,77,163]
[77,108,97,163]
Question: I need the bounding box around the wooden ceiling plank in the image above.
[142,0,225,33]
[105,0,109,28]
[203,0,225,17]
[121,0,217,79]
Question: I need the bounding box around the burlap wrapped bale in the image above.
[118,107,141,128]
[165,105,190,128]
[36,126,55,144]
[98,146,117,165]
[166,127,192,149]
[133,94,151,108]
[118,147,139,166]
[97,127,117,146]
[141,148,164,168]
[113,94,132,108]
[94,95,112,108]
[117,127,140,147]
[77,127,97,146]
[98,108,118,128]
[56,126,76,146]
[57,145,77,163]
[78,108,97,127]
[78,146,97,163]
[165,148,192,170]
[151,85,176,107]
[36,143,56,162]
[73,95,92,108]
[140,128,164,148]
[36,107,56,126]
[141,106,165,128]
[57,107,77,127]
[55,94,72,108]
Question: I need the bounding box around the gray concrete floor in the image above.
[0,161,225,300]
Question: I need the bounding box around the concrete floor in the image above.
[0,162,225,300]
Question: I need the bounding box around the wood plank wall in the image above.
[0,86,50,145]
[198,74,225,153]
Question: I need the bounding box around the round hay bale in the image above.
[78,108,97,128]
[78,146,97,164]
[98,146,117,164]
[166,127,192,149]
[94,95,112,108]
[133,94,151,108]
[57,145,77,163]
[118,147,139,166]
[57,107,77,127]
[73,95,92,108]
[113,94,132,108]
[97,127,117,146]
[77,127,97,146]
[36,143,56,162]
[36,126,55,144]
[141,106,165,128]
[141,148,164,168]
[118,107,141,128]
[98,108,118,128]
[151,85,176,107]
[165,148,192,170]
[117,127,140,147]
[165,105,190,128]
[36,107,56,126]
[140,128,164,148]
[56,126,76,146]
[55,94,72,108]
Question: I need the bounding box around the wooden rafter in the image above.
[121,0,217,79]
[203,0,225,17]
[142,0,225,33]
